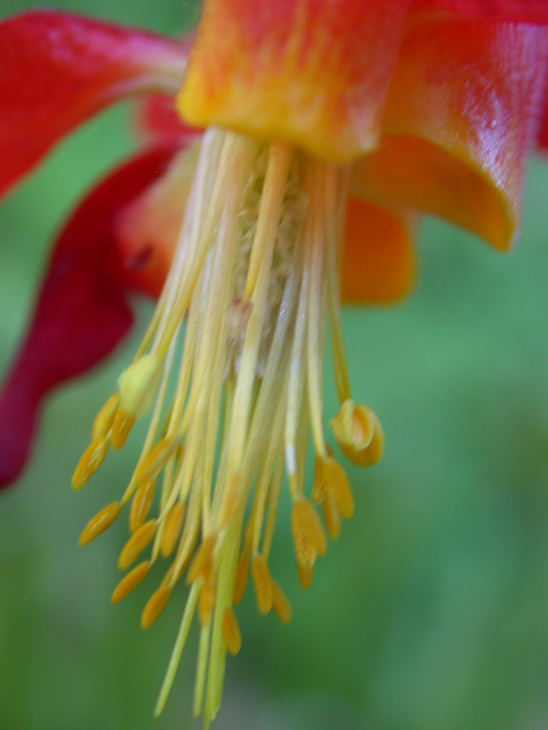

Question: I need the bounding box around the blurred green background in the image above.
[2,1,548,729]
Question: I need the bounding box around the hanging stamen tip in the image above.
[78,501,121,546]
[198,578,216,627]
[129,479,156,533]
[222,608,242,656]
[330,400,384,466]
[72,438,108,490]
[290,496,327,571]
[160,503,186,558]
[141,584,172,630]
[233,550,250,605]
[111,561,151,604]
[134,437,176,484]
[111,410,135,450]
[118,520,157,570]
[251,553,273,614]
[91,393,120,441]
[187,534,217,585]
[271,581,292,624]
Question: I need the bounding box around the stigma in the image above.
[73,128,383,725]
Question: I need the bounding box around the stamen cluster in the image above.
[73,128,383,725]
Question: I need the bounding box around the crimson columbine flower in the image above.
[2,1,548,724]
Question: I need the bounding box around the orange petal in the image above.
[341,198,416,304]
[177,0,409,163]
[353,20,548,250]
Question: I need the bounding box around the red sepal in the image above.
[0,11,185,197]
[0,145,178,488]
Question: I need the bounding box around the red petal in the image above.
[0,11,186,197]
[137,94,201,145]
[0,145,178,488]
[410,0,548,23]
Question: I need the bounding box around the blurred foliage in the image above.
[2,1,548,729]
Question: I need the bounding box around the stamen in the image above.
[160,502,186,558]
[78,502,121,545]
[111,561,151,604]
[129,479,156,533]
[271,581,292,624]
[141,583,172,630]
[73,127,386,722]
[118,520,157,570]
[221,608,242,656]
[251,552,273,615]
[91,393,119,441]
[72,438,108,490]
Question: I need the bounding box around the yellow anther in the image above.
[322,492,341,540]
[251,553,273,615]
[297,563,313,591]
[187,534,216,585]
[111,561,151,604]
[160,503,185,558]
[271,581,292,624]
[222,608,242,656]
[78,501,121,546]
[72,438,108,490]
[311,449,331,503]
[290,497,327,570]
[219,474,241,527]
[118,353,162,419]
[134,437,176,484]
[118,520,157,570]
[323,457,354,519]
[91,393,119,441]
[111,410,135,450]
[360,411,384,466]
[233,550,249,605]
[129,479,156,533]
[141,584,172,630]
[198,579,216,627]
[330,400,384,466]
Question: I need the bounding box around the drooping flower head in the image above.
[1,1,548,725]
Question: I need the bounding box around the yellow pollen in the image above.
[91,393,119,441]
[233,550,249,605]
[323,457,354,519]
[160,503,186,558]
[291,496,327,570]
[134,437,176,485]
[141,584,172,630]
[72,438,108,490]
[251,553,273,615]
[198,579,216,627]
[297,563,313,591]
[221,608,242,656]
[111,410,135,450]
[118,520,157,570]
[78,501,121,546]
[322,492,341,540]
[271,581,292,624]
[111,561,151,604]
[330,400,383,466]
[187,534,216,585]
[129,479,156,533]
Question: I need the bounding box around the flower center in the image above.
[72,128,384,724]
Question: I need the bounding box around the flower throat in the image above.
[73,128,383,725]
